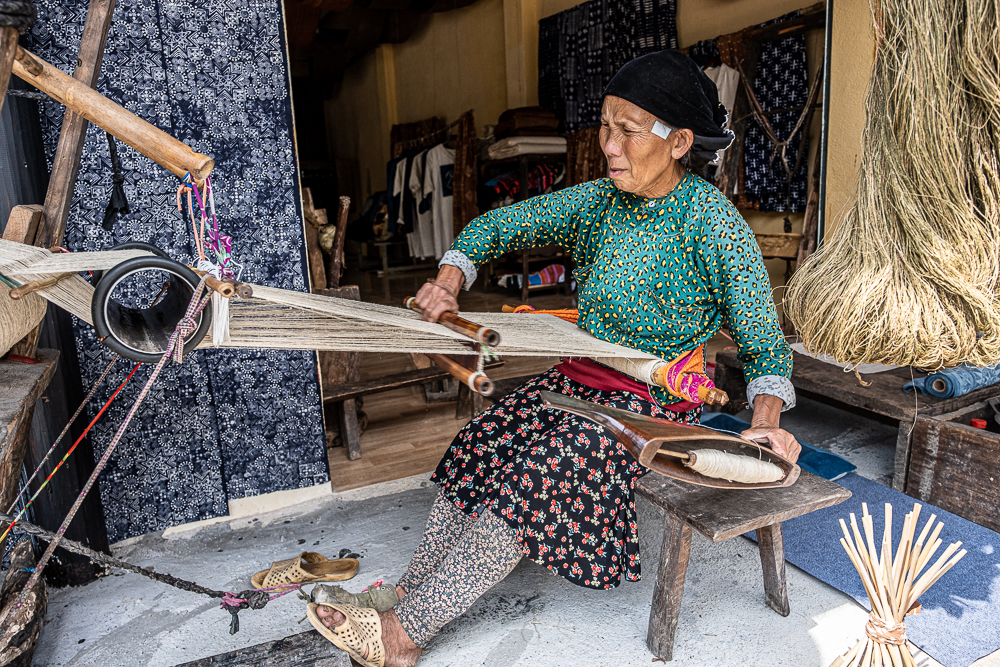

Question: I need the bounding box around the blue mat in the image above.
[748,474,1000,667]
[903,363,1000,398]
[699,412,856,481]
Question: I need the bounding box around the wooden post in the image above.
[327,196,350,289]
[756,523,791,616]
[175,630,349,666]
[36,0,117,250]
[0,541,47,666]
[0,26,18,118]
[3,205,45,358]
[315,285,364,461]
[646,512,693,661]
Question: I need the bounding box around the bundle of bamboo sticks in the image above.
[831,503,966,667]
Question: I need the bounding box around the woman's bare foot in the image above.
[315,605,421,667]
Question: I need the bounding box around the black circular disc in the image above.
[92,256,212,363]
[92,241,170,286]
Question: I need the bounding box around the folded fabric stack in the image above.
[494,106,561,138]
[488,136,567,160]
[903,363,1000,398]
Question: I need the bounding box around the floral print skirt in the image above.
[431,368,699,589]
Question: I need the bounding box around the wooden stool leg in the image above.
[646,512,693,661]
[339,399,362,461]
[756,523,790,616]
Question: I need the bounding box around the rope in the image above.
[0,1,35,32]
[0,509,300,635]
[102,132,130,231]
[864,614,907,646]
[4,88,48,101]
[0,355,125,545]
[687,449,784,484]
[0,276,213,628]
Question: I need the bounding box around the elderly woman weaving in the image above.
[307,50,800,667]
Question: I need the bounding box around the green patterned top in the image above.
[443,173,794,408]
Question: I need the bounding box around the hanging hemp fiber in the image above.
[785,0,1000,369]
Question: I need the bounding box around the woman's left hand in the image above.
[740,425,801,463]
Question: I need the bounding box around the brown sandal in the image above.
[307,601,384,667]
[251,551,359,588]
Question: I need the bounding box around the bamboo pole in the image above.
[11,46,213,182]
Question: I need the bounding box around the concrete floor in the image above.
[25,396,996,667]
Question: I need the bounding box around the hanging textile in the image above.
[452,110,477,237]
[537,0,677,133]
[741,11,810,212]
[565,127,606,186]
[28,0,329,542]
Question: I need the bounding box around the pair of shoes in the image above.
[312,579,398,612]
[251,551,359,588]
[307,601,385,667]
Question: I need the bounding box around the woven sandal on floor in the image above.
[312,581,399,612]
[251,551,359,588]
[307,601,385,667]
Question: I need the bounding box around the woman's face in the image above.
[599,95,693,197]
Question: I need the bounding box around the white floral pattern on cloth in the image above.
[27,0,328,542]
[439,249,478,290]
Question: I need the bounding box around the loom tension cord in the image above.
[0,276,213,628]
[0,354,132,546]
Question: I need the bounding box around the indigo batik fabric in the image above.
[742,11,810,212]
[28,1,328,542]
[537,0,677,133]
[433,369,699,589]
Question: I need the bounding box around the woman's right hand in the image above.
[413,265,464,322]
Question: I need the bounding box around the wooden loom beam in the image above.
[13,46,214,192]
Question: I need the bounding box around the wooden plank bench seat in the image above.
[635,470,851,661]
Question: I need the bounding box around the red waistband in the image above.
[552,357,699,413]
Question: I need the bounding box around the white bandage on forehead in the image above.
[651,120,672,140]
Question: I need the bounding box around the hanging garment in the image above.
[424,144,456,260]
[386,155,407,235]
[27,0,329,542]
[703,64,740,166]
[742,11,810,212]
[408,150,433,259]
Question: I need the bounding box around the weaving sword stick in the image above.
[404,297,501,346]
[540,391,798,488]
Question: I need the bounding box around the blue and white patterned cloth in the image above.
[28,0,328,542]
[904,364,1000,398]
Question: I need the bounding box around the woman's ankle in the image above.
[396,584,406,601]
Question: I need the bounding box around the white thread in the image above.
[687,449,784,483]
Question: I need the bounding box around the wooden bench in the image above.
[635,470,851,661]
[714,348,1000,491]
[323,359,505,460]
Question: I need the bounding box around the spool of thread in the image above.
[971,418,987,429]
[683,449,784,484]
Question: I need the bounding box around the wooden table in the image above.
[713,348,1000,490]
[635,470,851,661]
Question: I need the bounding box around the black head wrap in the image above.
[603,50,734,163]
